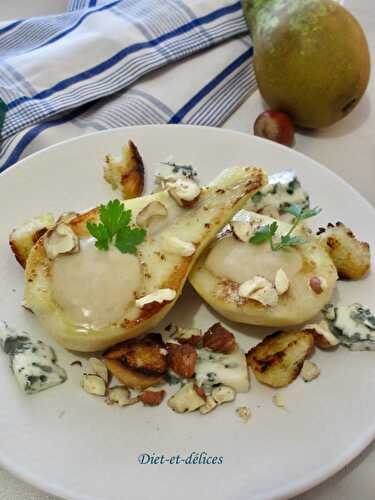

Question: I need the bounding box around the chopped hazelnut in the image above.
[309,276,327,294]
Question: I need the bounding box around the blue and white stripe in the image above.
[68,0,97,11]
[0,0,256,172]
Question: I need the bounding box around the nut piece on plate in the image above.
[238,276,272,298]
[238,276,279,307]
[168,178,201,207]
[212,385,236,404]
[236,406,251,423]
[106,386,138,407]
[272,393,287,410]
[309,276,327,295]
[163,235,196,257]
[230,221,254,242]
[9,213,55,268]
[167,382,206,413]
[57,212,79,225]
[247,330,314,388]
[303,320,339,349]
[136,201,168,228]
[44,223,80,260]
[199,395,217,415]
[300,360,321,382]
[274,268,289,295]
[167,343,198,379]
[250,286,279,307]
[104,334,167,390]
[317,222,370,280]
[103,140,144,200]
[135,288,176,309]
[203,323,236,354]
[89,357,109,383]
[139,390,165,406]
[168,324,203,347]
[81,374,106,396]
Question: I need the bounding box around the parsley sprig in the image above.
[249,204,321,251]
[87,199,146,254]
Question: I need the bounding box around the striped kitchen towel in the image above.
[0,0,256,173]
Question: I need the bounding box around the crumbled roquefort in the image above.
[195,346,249,394]
[0,320,67,394]
[323,303,375,351]
[153,158,198,192]
[247,170,309,221]
[165,369,186,386]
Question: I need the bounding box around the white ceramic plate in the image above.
[0,125,374,500]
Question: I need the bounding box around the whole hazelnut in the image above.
[309,276,327,294]
[254,110,295,146]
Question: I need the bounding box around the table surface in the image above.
[0,1,374,499]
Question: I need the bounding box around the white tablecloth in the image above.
[0,1,374,499]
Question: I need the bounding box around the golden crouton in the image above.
[103,140,144,200]
[104,334,167,390]
[317,222,370,280]
[9,213,55,268]
[246,330,314,388]
[104,361,163,390]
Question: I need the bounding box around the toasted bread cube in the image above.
[247,330,314,388]
[9,213,55,268]
[104,334,167,390]
[104,359,164,390]
[104,334,167,373]
[103,140,144,200]
[318,222,370,280]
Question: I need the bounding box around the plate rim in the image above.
[0,124,374,500]
[1,124,374,216]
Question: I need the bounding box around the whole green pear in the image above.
[243,0,370,128]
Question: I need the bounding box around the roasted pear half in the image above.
[24,166,266,352]
[189,211,338,327]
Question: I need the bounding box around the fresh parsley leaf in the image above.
[299,206,322,220]
[250,205,321,252]
[99,199,131,239]
[115,226,146,254]
[283,204,303,218]
[86,221,109,251]
[249,222,278,245]
[283,204,321,220]
[86,199,146,254]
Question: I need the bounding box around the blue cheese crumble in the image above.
[323,303,375,351]
[247,170,309,221]
[195,346,249,394]
[0,320,67,394]
[154,159,198,192]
